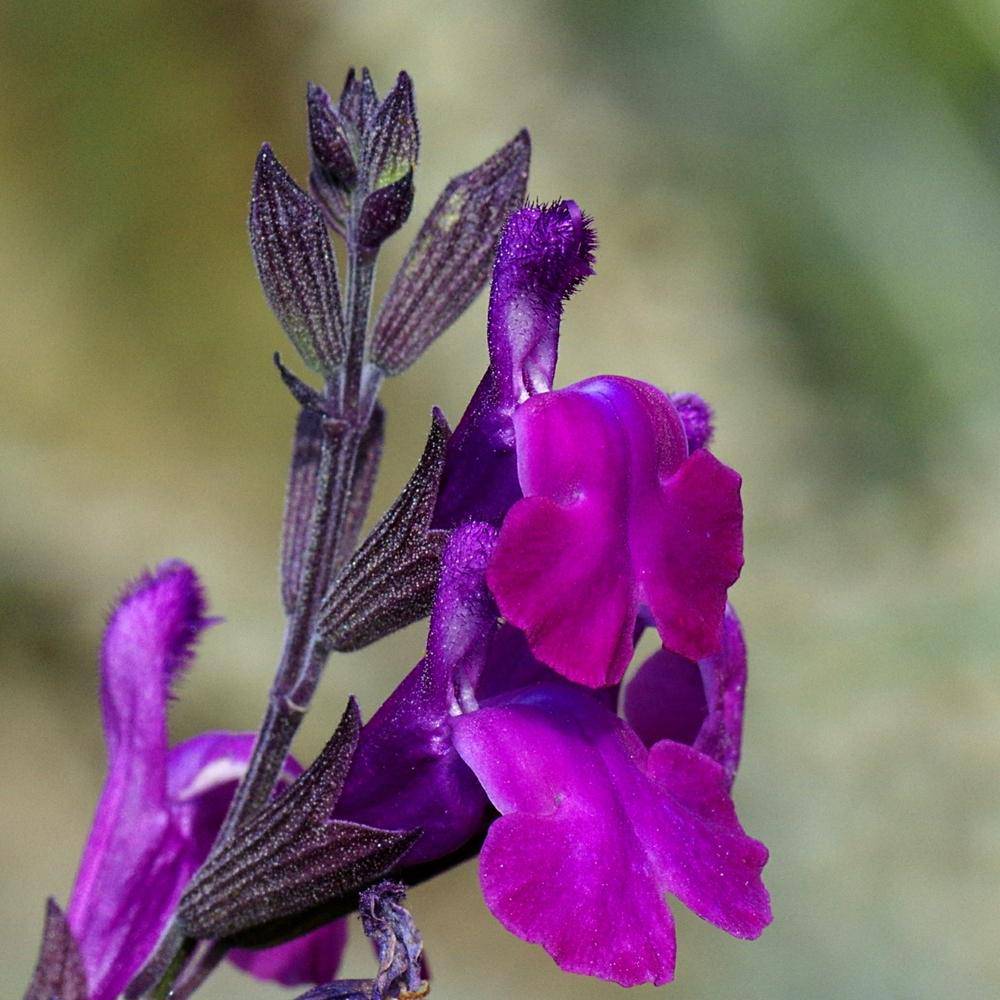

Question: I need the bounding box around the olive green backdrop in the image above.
[2,2,999,998]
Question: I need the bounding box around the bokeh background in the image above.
[3,2,999,997]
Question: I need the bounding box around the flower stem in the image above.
[135,212,379,1000]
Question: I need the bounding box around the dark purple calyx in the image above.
[316,410,450,652]
[24,899,89,1000]
[371,130,531,376]
[307,82,359,236]
[177,699,419,946]
[250,144,346,376]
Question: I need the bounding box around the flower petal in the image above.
[489,376,741,686]
[451,683,770,986]
[166,731,268,866]
[67,561,213,1000]
[487,377,683,686]
[488,496,635,687]
[624,646,708,748]
[625,606,747,784]
[229,922,349,988]
[644,740,769,936]
[99,560,213,798]
[640,448,743,661]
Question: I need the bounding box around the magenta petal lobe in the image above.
[640,448,744,662]
[452,684,770,986]
[488,375,742,686]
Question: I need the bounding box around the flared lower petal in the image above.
[452,683,770,986]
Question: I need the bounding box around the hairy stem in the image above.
[136,208,379,1000]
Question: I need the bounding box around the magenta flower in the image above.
[338,525,770,986]
[436,200,743,688]
[62,561,345,1000]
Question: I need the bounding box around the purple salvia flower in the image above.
[338,526,769,986]
[435,201,742,686]
[63,562,345,999]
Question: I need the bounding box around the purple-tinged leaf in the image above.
[317,411,450,652]
[366,72,418,192]
[308,83,358,237]
[371,130,531,376]
[356,171,414,256]
[24,899,88,1000]
[178,700,419,942]
[339,67,378,134]
[250,144,346,375]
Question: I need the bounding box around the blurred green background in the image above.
[3,1,999,997]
